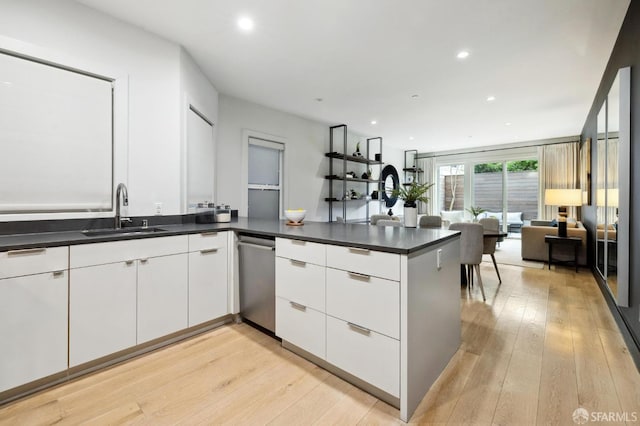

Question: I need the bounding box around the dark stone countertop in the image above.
[0,218,459,255]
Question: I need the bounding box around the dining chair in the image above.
[377,219,402,227]
[419,215,442,228]
[479,217,502,284]
[449,222,486,300]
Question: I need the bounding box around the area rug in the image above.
[483,237,545,269]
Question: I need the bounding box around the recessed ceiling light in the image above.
[505,122,512,126]
[237,16,254,31]
[411,94,420,99]
[456,50,469,59]
[486,96,496,102]
[2,81,12,86]
[370,120,377,125]
[409,136,414,140]
[315,98,323,102]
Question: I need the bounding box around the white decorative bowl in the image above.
[285,209,306,223]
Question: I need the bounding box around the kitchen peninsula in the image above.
[0,218,461,422]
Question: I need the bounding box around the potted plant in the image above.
[353,141,362,157]
[466,206,486,222]
[392,182,434,227]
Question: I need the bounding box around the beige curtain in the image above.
[417,157,436,215]
[538,142,580,220]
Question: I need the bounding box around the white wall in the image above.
[218,94,405,221]
[180,48,219,210]
[0,0,218,218]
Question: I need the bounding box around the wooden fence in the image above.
[439,171,539,220]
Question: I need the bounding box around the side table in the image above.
[544,235,582,272]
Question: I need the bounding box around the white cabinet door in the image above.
[69,262,137,367]
[137,253,188,343]
[0,271,68,392]
[188,246,228,326]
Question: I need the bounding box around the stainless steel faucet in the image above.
[115,183,129,229]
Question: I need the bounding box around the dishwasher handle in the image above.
[237,241,276,251]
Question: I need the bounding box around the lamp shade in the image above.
[544,189,582,206]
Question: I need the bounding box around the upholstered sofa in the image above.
[478,211,524,232]
[521,220,587,265]
[440,210,465,228]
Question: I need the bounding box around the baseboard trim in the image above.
[591,267,640,372]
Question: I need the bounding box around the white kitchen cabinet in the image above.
[0,270,68,393]
[69,261,137,367]
[137,253,189,343]
[275,256,325,312]
[275,238,327,359]
[188,232,229,326]
[326,315,399,397]
[326,244,400,281]
[326,267,399,339]
[69,235,189,357]
[276,297,326,358]
[275,237,326,266]
[0,246,68,279]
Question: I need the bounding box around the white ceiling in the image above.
[77,0,629,152]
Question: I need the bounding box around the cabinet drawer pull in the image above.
[348,271,371,280]
[347,322,371,335]
[139,258,149,263]
[125,260,135,265]
[200,232,218,237]
[289,259,306,267]
[289,301,307,311]
[200,248,219,254]
[291,240,306,245]
[52,270,65,277]
[7,248,46,256]
[348,247,370,255]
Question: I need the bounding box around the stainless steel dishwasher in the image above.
[238,234,276,333]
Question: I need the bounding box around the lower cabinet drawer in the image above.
[276,296,325,359]
[326,245,400,281]
[326,315,399,397]
[326,267,399,339]
[276,256,325,312]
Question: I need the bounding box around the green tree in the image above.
[507,160,538,171]
[474,160,538,173]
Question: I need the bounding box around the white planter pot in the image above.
[404,206,417,228]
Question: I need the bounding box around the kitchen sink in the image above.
[82,226,168,237]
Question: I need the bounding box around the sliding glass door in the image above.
[438,164,465,214]
[473,162,504,226]
[472,159,538,233]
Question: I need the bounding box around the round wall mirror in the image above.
[381,165,399,208]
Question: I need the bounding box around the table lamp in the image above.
[545,188,582,237]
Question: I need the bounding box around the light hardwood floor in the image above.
[1,264,639,425]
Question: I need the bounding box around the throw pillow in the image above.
[550,219,558,227]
